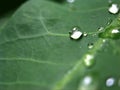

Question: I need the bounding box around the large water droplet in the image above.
[106,77,115,87]
[88,43,94,49]
[66,0,75,3]
[82,76,92,85]
[69,27,83,40]
[107,19,113,25]
[108,3,119,14]
[84,54,95,67]
[102,39,106,43]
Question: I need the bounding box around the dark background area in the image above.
[0,0,27,15]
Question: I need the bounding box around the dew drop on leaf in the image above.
[84,54,95,67]
[82,76,92,85]
[78,75,98,90]
[98,27,104,32]
[99,28,120,39]
[88,43,94,49]
[78,76,93,90]
[83,32,88,37]
[106,77,115,87]
[111,29,120,34]
[107,19,113,25]
[108,3,119,14]
[69,27,83,40]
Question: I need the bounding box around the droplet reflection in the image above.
[108,3,119,14]
[106,77,115,87]
[69,27,83,40]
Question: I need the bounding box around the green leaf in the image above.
[0,11,14,30]
[0,0,120,90]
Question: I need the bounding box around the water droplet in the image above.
[106,77,115,87]
[83,76,92,85]
[108,3,119,14]
[107,19,113,25]
[69,27,83,40]
[98,27,104,32]
[84,54,94,67]
[111,29,120,34]
[83,32,88,37]
[99,28,120,39]
[66,0,75,3]
[88,43,94,49]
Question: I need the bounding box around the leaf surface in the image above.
[0,0,120,90]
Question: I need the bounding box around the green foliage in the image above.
[0,0,120,90]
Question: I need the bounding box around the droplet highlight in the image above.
[98,27,104,32]
[108,3,119,14]
[106,77,115,87]
[82,76,92,86]
[69,27,83,40]
[88,43,94,49]
[84,54,94,67]
[111,29,120,34]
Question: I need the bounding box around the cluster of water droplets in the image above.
[69,27,89,39]
[68,1,120,89]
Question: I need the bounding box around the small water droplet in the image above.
[66,0,75,3]
[83,32,88,37]
[98,27,104,32]
[84,54,94,67]
[88,43,94,49]
[108,3,119,14]
[83,76,92,85]
[69,27,83,40]
[107,19,113,25]
[106,77,115,87]
[78,75,98,90]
